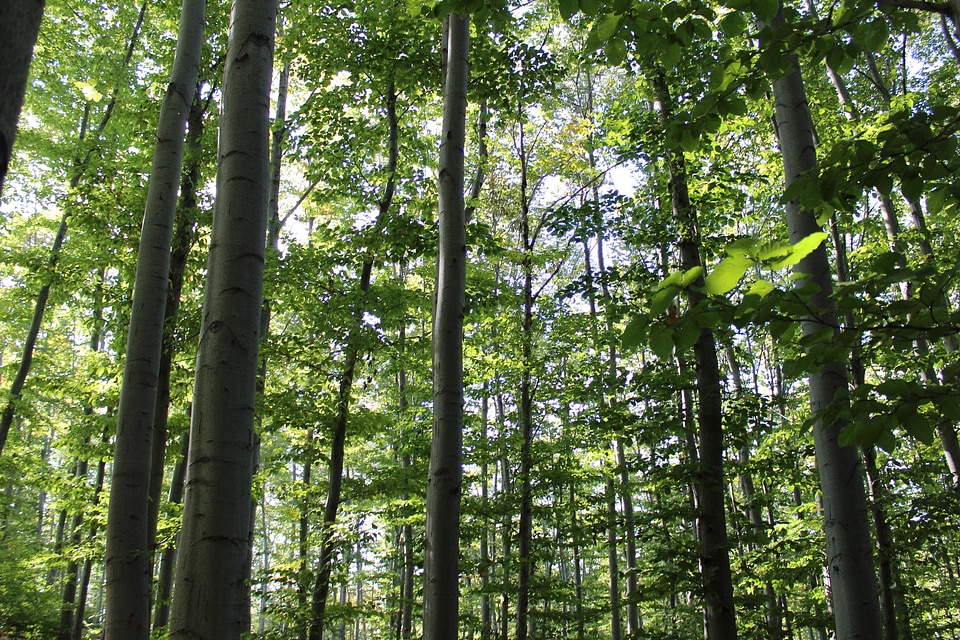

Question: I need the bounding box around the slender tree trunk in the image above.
[480,390,493,640]
[515,108,537,640]
[152,432,189,633]
[167,0,277,635]
[104,1,204,636]
[60,290,106,639]
[499,452,513,640]
[768,7,882,638]
[72,448,108,640]
[0,0,44,193]
[423,13,468,640]
[606,477,623,640]
[308,76,400,640]
[649,67,738,640]
[145,89,207,578]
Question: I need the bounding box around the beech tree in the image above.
[2,0,960,638]
[168,0,277,635]
[103,0,204,636]
[423,10,469,640]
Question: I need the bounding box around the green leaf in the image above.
[770,231,827,270]
[558,0,579,20]
[676,320,700,352]
[649,323,674,359]
[680,265,704,287]
[604,38,627,65]
[597,13,622,41]
[745,279,774,297]
[650,287,677,317]
[861,18,889,51]
[661,42,681,69]
[719,11,746,37]
[579,0,600,15]
[703,254,752,295]
[621,316,649,350]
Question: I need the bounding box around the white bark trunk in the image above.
[769,19,882,640]
[423,12,469,640]
[168,0,276,636]
[103,0,204,636]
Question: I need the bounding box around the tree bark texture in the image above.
[168,0,276,635]
[768,14,882,639]
[0,0,44,194]
[104,0,204,636]
[423,12,468,640]
[146,91,207,576]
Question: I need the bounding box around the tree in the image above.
[167,0,277,635]
[766,5,883,638]
[423,10,469,640]
[103,0,204,636]
[0,0,44,195]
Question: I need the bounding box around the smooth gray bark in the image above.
[768,12,882,639]
[104,2,204,636]
[0,0,44,194]
[423,13,469,640]
[167,0,276,635]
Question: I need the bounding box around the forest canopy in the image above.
[1,0,960,638]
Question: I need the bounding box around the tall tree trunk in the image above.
[423,13,468,640]
[768,7,882,638]
[606,477,623,640]
[72,447,108,640]
[0,0,44,193]
[167,0,276,635]
[515,107,536,640]
[104,0,204,635]
[649,67,738,640]
[146,90,207,618]
[308,75,400,640]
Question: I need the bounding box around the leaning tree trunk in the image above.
[104,0,204,635]
[423,12,469,640]
[768,7,882,639]
[649,67,738,640]
[0,0,44,194]
[145,88,208,581]
[167,0,276,635]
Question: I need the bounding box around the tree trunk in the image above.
[145,89,207,582]
[423,13,468,640]
[606,477,623,640]
[768,8,882,638]
[308,75,400,640]
[152,432,188,633]
[167,0,276,635]
[104,0,204,635]
[649,67,738,640]
[0,0,44,193]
